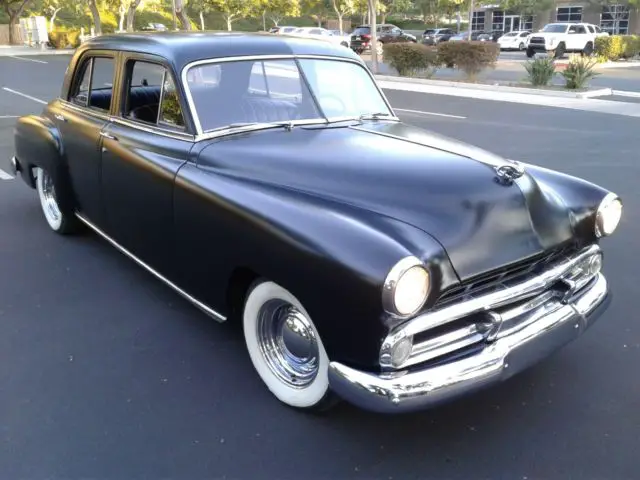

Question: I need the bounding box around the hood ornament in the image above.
[495,161,525,185]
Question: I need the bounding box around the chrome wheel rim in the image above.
[37,169,62,229]
[256,299,320,388]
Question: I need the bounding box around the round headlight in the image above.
[595,193,623,238]
[383,257,431,317]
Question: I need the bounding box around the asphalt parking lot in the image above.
[1,54,639,480]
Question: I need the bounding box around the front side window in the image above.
[184,58,392,132]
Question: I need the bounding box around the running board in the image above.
[75,213,227,323]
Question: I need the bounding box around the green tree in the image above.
[1,0,31,43]
[208,0,259,30]
[379,0,412,23]
[264,0,300,27]
[497,0,554,16]
[331,0,354,33]
[301,0,331,27]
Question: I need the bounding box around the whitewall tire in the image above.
[35,167,79,235]
[242,280,336,411]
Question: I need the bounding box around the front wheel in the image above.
[242,280,337,412]
[526,47,535,58]
[519,42,525,51]
[35,167,80,234]
[582,42,594,56]
[375,41,384,56]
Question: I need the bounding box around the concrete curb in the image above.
[374,74,613,99]
[0,47,75,56]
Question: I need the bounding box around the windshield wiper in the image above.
[228,121,296,131]
[358,112,393,120]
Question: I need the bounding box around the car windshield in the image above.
[542,24,568,33]
[184,58,392,132]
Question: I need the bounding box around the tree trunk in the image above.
[174,0,191,30]
[126,0,143,32]
[200,11,205,30]
[49,7,61,32]
[88,0,102,36]
[118,6,125,31]
[262,11,266,31]
[337,12,343,33]
[381,13,387,23]
[226,14,233,31]
[5,0,31,45]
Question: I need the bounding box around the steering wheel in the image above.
[316,94,347,117]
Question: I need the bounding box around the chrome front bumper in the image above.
[329,251,611,414]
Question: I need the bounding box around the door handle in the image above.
[54,113,66,122]
[100,132,118,141]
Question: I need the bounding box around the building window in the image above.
[600,4,630,34]
[472,11,485,30]
[556,6,583,22]
[521,15,534,31]
[492,10,504,31]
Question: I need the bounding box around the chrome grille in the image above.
[436,244,579,307]
[529,37,545,44]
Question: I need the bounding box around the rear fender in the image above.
[14,114,77,212]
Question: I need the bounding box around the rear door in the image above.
[100,53,194,278]
[53,51,117,228]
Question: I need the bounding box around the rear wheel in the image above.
[242,280,338,412]
[35,167,80,235]
[519,42,525,51]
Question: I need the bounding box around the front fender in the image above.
[175,164,458,369]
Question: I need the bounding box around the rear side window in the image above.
[123,59,185,130]
[69,55,115,113]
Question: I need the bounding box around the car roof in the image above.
[79,31,360,73]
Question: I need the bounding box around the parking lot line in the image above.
[0,115,19,119]
[8,55,48,64]
[0,168,13,180]
[394,108,466,119]
[2,87,47,105]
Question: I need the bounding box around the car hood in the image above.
[198,121,580,281]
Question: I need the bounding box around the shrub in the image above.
[560,55,599,89]
[436,41,500,81]
[595,35,640,61]
[48,28,81,49]
[523,56,557,86]
[383,43,442,78]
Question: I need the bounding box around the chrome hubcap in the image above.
[257,299,319,388]
[39,170,62,225]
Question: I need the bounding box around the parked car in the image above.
[478,30,504,42]
[271,26,298,35]
[527,22,609,58]
[288,26,350,48]
[350,24,417,55]
[10,32,621,414]
[497,30,532,50]
[449,30,485,41]
[422,28,455,45]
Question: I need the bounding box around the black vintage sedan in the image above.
[10,32,622,414]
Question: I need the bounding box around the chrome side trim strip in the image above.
[75,214,227,322]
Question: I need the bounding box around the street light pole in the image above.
[468,0,475,40]
[367,0,378,74]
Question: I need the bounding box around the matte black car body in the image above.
[350,24,417,53]
[11,32,620,413]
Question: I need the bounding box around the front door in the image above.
[53,52,117,228]
[100,54,193,277]
[504,15,520,33]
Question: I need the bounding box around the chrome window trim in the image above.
[61,99,111,122]
[75,213,227,322]
[180,53,398,136]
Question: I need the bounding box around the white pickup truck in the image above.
[526,22,609,58]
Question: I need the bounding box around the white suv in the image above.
[526,22,609,58]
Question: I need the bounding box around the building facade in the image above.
[473,2,640,35]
